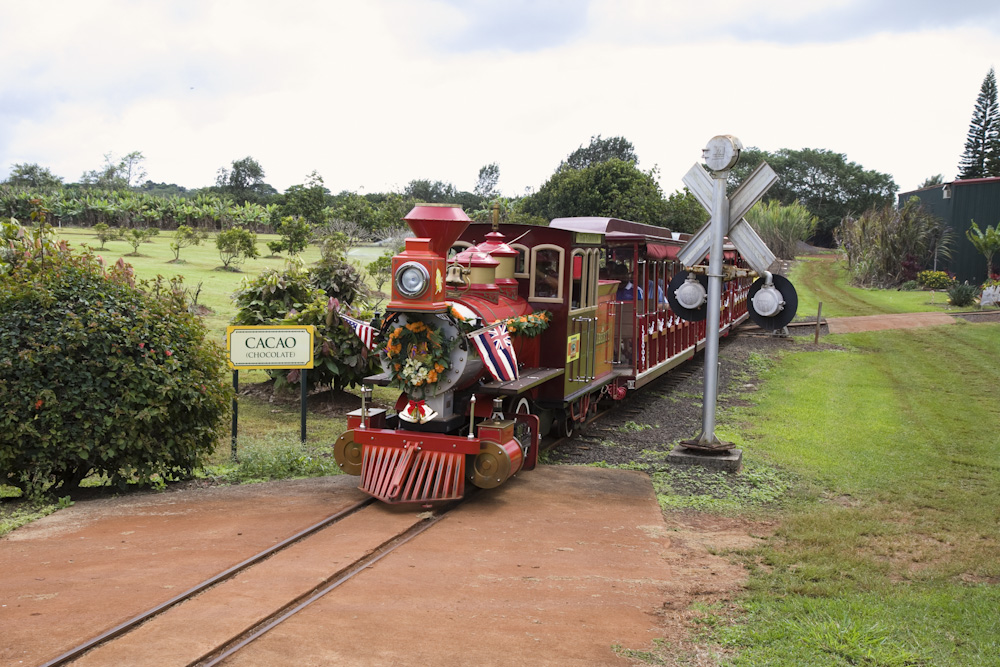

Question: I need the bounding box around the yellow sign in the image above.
[566,333,581,362]
[226,326,315,370]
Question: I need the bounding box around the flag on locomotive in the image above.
[471,323,519,382]
[341,313,377,351]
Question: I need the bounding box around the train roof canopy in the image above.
[549,217,683,244]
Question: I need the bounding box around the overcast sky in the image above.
[2,0,998,198]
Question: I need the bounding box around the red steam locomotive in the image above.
[333,204,755,504]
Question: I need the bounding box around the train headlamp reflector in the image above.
[396,262,430,298]
[751,285,784,317]
[675,275,707,310]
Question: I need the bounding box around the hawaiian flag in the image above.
[341,313,377,350]
[472,323,519,382]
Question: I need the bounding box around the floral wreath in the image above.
[503,310,550,337]
[382,316,455,398]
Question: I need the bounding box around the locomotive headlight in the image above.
[396,261,430,298]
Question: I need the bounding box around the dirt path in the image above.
[1,469,756,666]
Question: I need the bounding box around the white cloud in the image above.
[1,0,999,197]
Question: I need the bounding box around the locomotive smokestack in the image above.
[403,204,471,258]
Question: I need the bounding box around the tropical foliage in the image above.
[836,197,952,288]
[965,220,1000,282]
[745,200,817,260]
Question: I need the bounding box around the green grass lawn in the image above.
[791,256,978,319]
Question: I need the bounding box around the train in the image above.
[333,203,773,505]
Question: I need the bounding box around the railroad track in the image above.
[41,497,463,667]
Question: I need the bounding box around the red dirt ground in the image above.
[1,469,758,667]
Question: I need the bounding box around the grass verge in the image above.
[791,256,977,319]
[699,321,1000,665]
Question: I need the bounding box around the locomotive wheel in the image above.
[333,431,364,476]
[511,397,531,415]
[555,411,575,439]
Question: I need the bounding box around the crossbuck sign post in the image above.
[673,136,793,451]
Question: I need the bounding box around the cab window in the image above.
[530,246,563,302]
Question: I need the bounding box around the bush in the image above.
[230,261,379,390]
[947,282,978,307]
[231,261,321,325]
[216,227,259,270]
[837,198,953,288]
[899,280,920,291]
[309,252,369,305]
[917,270,955,290]
[0,228,232,495]
[282,298,381,391]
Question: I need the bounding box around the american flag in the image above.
[341,313,376,350]
[472,323,519,382]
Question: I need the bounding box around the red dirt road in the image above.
[1,468,754,666]
[826,311,956,333]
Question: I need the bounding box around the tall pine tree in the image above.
[958,67,1000,180]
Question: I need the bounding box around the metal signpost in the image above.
[226,325,315,458]
[674,136,783,453]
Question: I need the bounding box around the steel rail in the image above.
[39,497,376,667]
[195,499,464,666]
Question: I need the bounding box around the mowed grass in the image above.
[791,255,976,319]
[689,259,1000,664]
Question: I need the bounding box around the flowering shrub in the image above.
[383,318,455,397]
[0,227,231,495]
[917,270,955,290]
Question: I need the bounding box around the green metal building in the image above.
[899,177,1000,284]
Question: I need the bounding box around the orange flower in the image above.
[434,363,445,373]
[427,370,438,383]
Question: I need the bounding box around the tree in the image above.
[404,179,457,203]
[474,163,500,199]
[216,227,259,270]
[560,135,638,171]
[966,220,1000,282]
[729,147,897,246]
[281,170,329,223]
[170,224,208,261]
[92,222,122,249]
[662,188,709,234]
[80,151,147,190]
[958,68,1000,180]
[327,191,376,234]
[267,216,312,256]
[215,157,276,205]
[124,228,156,255]
[919,174,944,189]
[5,163,63,191]
[521,159,669,226]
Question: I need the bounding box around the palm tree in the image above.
[966,220,1000,282]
